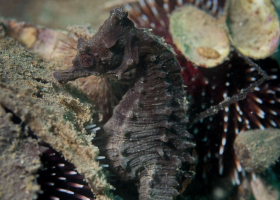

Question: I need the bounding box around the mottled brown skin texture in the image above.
[53,7,195,200]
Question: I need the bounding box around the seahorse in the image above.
[53,7,195,200]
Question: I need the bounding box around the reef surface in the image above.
[0,35,112,200]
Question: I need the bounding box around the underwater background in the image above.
[1,0,280,200]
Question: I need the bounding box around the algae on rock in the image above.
[0,35,113,200]
[0,106,41,200]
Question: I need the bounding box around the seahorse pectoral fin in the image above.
[52,66,93,84]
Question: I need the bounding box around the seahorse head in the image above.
[53,7,135,84]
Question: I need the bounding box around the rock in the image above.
[234,128,280,172]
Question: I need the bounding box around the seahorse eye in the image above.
[81,54,93,67]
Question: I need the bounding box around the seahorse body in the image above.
[53,7,195,200]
